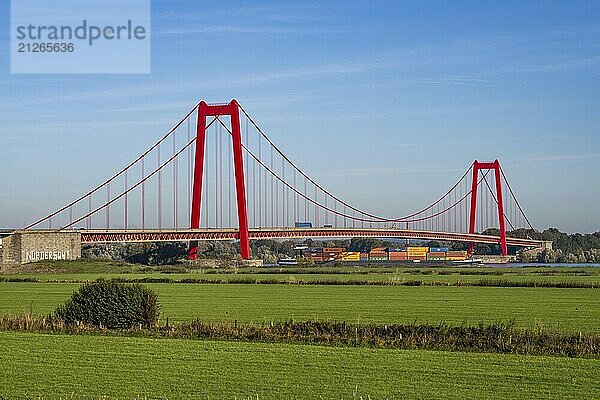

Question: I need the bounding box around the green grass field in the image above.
[4,271,600,285]
[1,282,598,332]
[1,262,599,398]
[3,261,600,285]
[0,331,598,399]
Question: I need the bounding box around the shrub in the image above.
[55,280,159,329]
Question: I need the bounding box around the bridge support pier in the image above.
[188,100,251,260]
[1,231,81,266]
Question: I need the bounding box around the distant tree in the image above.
[516,251,535,263]
[348,238,385,252]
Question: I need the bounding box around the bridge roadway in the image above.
[78,228,545,249]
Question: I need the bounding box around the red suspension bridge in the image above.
[24,100,545,259]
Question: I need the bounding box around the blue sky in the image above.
[1,0,599,232]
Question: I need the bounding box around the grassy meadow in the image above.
[0,282,598,332]
[1,331,598,399]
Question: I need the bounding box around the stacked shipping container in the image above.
[388,248,408,260]
[446,250,468,261]
[322,247,344,262]
[300,246,468,263]
[369,247,388,261]
[429,247,449,253]
[341,251,361,261]
[302,247,323,262]
[426,251,446,261]
[406,246,428,261]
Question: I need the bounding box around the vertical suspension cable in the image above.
[158,146,162,229]
[334,200,337,227]
[486,177,492,228]
[314,185,318,226]
[485,179,488,231]
[442,196,445,231]
[187,117,191,227]
[204,129,209,228]
[124,170,128,229]
[464,179,468,232]
[510,181,515,229]
[453,187,456,232]
[467,175,471,232]
[215,124,222,228]
[443,196,446,231]
[304,177,307,221]
[478,180,483,233]
[324,195,328,226]
[244,118,250,226]
[270,146,274,226]
[244,117,248,176]
[264,147,268,227]
[252,138,256,227]
[442,198,444,231]
[282,158,286,226]
[173,131,178,229]
[258,131,262,227]
[141,158,145,229]
[106,182,110,229]
[219,122,223,228]
[87,195,91,229]
[461,182,465,231]
[293,169,297,224]
[275,155,279,227]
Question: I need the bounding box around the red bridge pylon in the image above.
[468,160,507,256]
[188,100,251,260]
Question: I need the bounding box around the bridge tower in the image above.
[468,160,507,256]
[188,100,251,260]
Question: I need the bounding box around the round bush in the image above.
[55,280,159,329]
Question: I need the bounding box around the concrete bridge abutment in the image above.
[1,230,81,266]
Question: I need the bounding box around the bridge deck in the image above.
[70,228,545,248]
